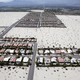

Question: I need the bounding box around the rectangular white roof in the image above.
[4,56,10,61]
[23,57,29,62]
[16,57,22,62]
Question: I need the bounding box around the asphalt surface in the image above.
[27,42,37,80]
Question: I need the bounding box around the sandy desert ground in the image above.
[34,67,80,80]
[4,15,80,48]
[0,66,29,80]
[0,12,28,26]
[0,28,5,32]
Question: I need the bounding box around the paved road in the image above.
[39,12,42,27]
[0,26,9,28]
[37,12,42,28]
[0,14,28,38]
[27,42,37,80]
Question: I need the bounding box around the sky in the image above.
[0,0,13,2]
[0,0,80,3]
[0,0,80,6]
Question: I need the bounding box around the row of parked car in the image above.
[38,48,80,55]
[0,55,31,66]
[36,56,80,67]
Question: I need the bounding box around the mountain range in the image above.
[0,0,80,7]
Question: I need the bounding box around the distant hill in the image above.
[0,0,80,8]
[0,0,38,7]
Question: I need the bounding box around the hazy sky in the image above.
[0,0,13,2]
[0,0,80,5]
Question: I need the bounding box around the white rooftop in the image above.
[67,49,72,53]
[4,56,10,61]
[38,57,43,63]
[16,57,22,62]
[31,10,44,12]
[71,58,76,63]
[51,57,57,62]
[44,50,50,54]
[50,50,55,54]
[23,57,29,62]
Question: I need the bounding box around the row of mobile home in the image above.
[36,56,80,67]
[0,55,31,66]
